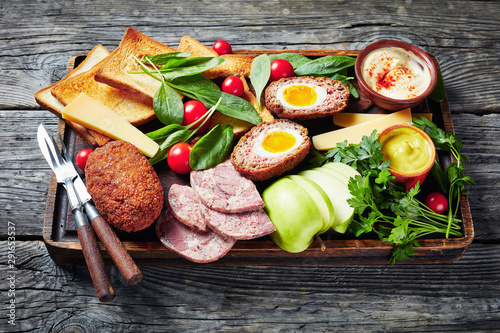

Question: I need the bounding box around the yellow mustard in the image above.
[380,127,431,173]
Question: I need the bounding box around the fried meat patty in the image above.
[85,141,164,232]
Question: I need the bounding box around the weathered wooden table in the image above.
[1,1,499,332]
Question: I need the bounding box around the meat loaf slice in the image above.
[264,76,349,120]
[206,208,275,240]
[156,209,236,263]
[190,159,265,213]
[168,184,209,231]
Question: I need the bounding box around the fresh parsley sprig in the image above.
[412,116,475,237]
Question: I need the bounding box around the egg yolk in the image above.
[283,85,318,107]
[261,131,297,153]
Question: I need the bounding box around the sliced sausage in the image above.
[206,208,276,240]
[156,209,236,263]
[168,184,209,231]
[190,159,265,213]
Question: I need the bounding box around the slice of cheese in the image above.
[333,110,432,128]
[62,93,159,157]
[313,108,412,150]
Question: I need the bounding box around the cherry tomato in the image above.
[221,76,244,96]
[269,59,294,82]
[425,192,448,214]
[167,142,193,174]
[212,40,232,55]
[182,100,210,134]
[76,148,93,170]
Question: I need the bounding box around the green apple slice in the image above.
[262,177,324,253]
[312,167,349,185]
[299,169,354,234]
[286,175,335,233]
[322,162,361,182]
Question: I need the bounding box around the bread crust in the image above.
[50,60,156,126]
[94,27,176,103]
[34,45,111,147]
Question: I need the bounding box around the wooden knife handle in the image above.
[77,223,115,302]
[90,215,143,285]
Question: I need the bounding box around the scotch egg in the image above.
[231,119,311,181]
[265,76,350,120]
[276,83,328,109]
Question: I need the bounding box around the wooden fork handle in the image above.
[90,215,143,285]
[76,218,115,302]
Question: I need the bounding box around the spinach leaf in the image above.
[191,89,262,125]
[167,74,220,93]
[190,124,234,170]
[153,81,184,125]
[268,53,312,68]
[160,57,225,80]
[330,73,359,99]
[142,52,191,66]
[429,72,447,103]
[146,124,186,141]
[149,128,193,165]
[294,55,355,76]
[249,54,271,110]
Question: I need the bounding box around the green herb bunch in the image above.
[326,127,471,264]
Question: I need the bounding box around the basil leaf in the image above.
[142,52,191,65]
[153,81,184,125]
[294,55,355,76]
[249,54,271,110]
[429,72,447,103]
[268,53,312,68]
[160,57,225,80]
[330,73,359,99]
[190,124,234,170]
[146,124,185,141]
[149,128,193,165]
[191,89,262,125]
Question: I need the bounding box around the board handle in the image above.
[76,220,115,302]
[90,215,143,285]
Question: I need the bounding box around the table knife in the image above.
[37,124,115,302]
[58,134,143,286]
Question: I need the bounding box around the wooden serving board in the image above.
[42,49,474,266]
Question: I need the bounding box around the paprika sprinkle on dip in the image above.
[361,47,431,100]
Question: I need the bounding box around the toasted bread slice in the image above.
[50,58,156,127]
[94,27,176,103]
[205,54,256,79]
[209,76,274,137]
[178,35,218,57]
[177,36,255,79]
[35,45,111,147]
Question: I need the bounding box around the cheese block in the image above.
[333,111,432,127]
[62,93,159,157]
[312,108,412,150]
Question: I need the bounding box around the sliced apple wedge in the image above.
[262,178,324,253]
[286,175,335,233]
[322,162,361,181]
[299,169,354,234]
[313,167,349,185]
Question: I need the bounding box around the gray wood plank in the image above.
[1,241,498,332]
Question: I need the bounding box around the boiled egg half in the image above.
[276,83,328,109]
[252,127,304,158]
